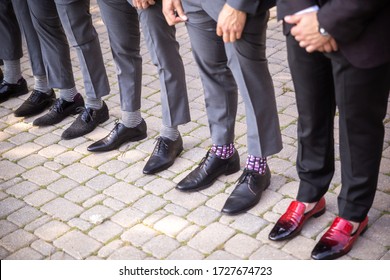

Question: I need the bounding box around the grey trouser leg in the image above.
[183,0,282,156]
[55,0,110,99]
[27,0,75,89]
[136,0,190,126]
[12,0,46,76]
[0,0,23,60]
[97,0,142,112]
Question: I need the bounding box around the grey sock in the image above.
[160,125,180,141]
[59,87,78,102]
[86,97,103,110]
[3,59,22,84]
[34,75,50,94]
[122,110,142,128]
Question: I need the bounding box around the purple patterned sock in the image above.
[246,155,267,175]
[211,143,235,159]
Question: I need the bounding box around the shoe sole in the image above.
[0,87,29,103]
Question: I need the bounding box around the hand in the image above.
[133,0,156,9]
[216,3,247,43]
[285,12,338,53]
[162,0,188,26]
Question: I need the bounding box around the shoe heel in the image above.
[313,207,326,218]
[99,114,109,124]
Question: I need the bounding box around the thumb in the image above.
[175,6,188,21]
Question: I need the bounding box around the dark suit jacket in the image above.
[277,0,390,69]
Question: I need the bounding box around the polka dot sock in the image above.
[211,143,235,159]
[246,155,267,175]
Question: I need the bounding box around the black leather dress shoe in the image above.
[0,77,28,103]
[221,167,271,215]
[176,150,240,192]
[143,136,183,174]
[87,120,147,152]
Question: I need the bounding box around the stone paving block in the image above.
[48,251,76,260]
[115,162,146,183]
[7,205,43,227]
[23,189,57,207]
[8,132,35,145]
[0,246,10,259]
[38,144,68,159]
[24,215,52,232]
[188,222,236,254]
[117,148,147,164]
[81,194,106,209]
[60,163,100,183]
[98,159,128,175]
[205,193,228,213]
[133,194,167,214]
[0,160,25,180]
[54,230,102,259]
[34,220,71,242]
[0,141,14,155]
[163,203,189,217]
[229,214,268,236]
[64,186,97,204]
[22,166,62,186]
[0,197,25,219]
[31,239,56,257]
[5,181,39,198]
[5,247,43,260]
[224,234,262,259]
[365,214,390,247]
[153,215,189,238]
[86,174,118,192]
[40,197,84,221]
[164,189,208,211]
[103,181,146,204]
[89,220,123,243]
[249,244,296,260]
[102,197,125,211]
[107,245,147,260]
[80,205,115,225]
[47,178,79,195]
[372,191,390,212]
[0,219,18,238]
[348,236,387,260]
[205,250,240,260]
[247,190,284,217]
[167,246,205,260]
[68,218,93,232]
[1,229,37,252]
[54,151,84,166]
[111,207,146,228]
[282,235,317,260]
[144,178,176,196]
[187,205,221,226]
[34,133,61,146]
[2,142,42,161]
[142,235,180,259]
[44,161,63,171]
[121,224,158,247]
[98,240,124,258]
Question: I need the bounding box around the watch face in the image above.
[319,27,329,36]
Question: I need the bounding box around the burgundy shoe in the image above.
[311,216,368,260]
[268,197,326,241]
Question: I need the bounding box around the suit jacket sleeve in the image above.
[226,0,260,14]
[317,0,389,43]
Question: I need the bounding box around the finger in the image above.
[330,38,338,51]
[174,6,188,21]
[284,14,301,24]
[216,25,223,37]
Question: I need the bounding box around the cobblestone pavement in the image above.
[1,2,389,260]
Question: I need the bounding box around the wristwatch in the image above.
[319,26,329,37]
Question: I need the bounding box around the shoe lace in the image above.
[80,107,95,123]
[51,98,66,113]
[108,120,120,137]
[27,90,42,103]
[152,137,169,155]
[236,169,255,185]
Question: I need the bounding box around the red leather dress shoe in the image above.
[268,197,326,241]
[311,216,368,260]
